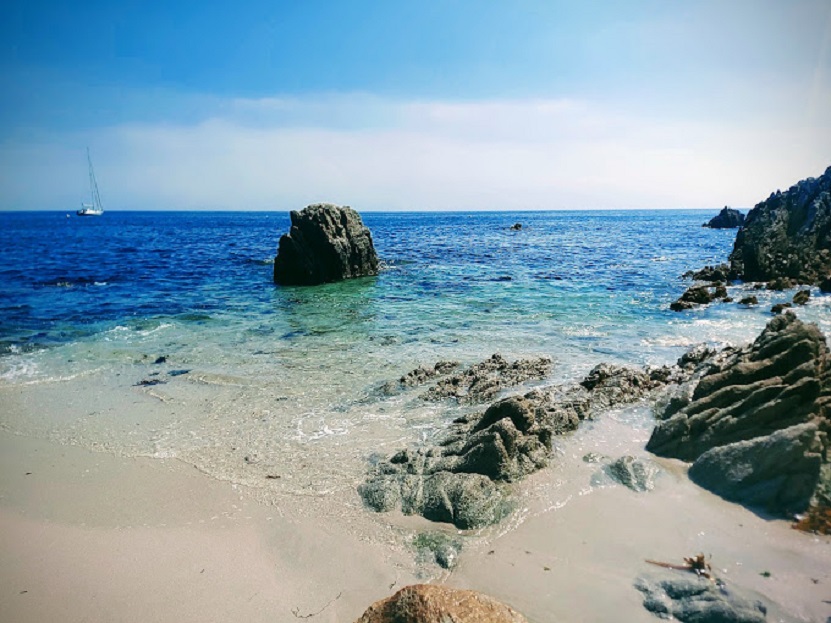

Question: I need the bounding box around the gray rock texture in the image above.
[635,575,767,623]
[647,313,831,515]
[728,166,831,285]
[605,455,659,492]
[273,204,379,285]
[705,207,746,229]
[671,284,729,311]
[361,363,670,528]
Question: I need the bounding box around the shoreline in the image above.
[2,418,829,623]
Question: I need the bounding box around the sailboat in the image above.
[76,148,104,216]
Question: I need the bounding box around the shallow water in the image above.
[1,210,829,519]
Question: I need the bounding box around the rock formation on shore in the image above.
[354,584,529,623]
[647,312,830,516]
[704,207,745,229]
[635,574,767,623]
[361,361,671,528]
[728,166,831,286]
[273,204,379,286]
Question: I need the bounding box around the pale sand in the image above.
[2,429,829,623]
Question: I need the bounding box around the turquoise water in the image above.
[1,210,828,511]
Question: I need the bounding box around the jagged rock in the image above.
[793,289,810,305]
[738,296,758,306]
[381,361,460,395]
[671,284,729,311]
[354,584,529,623]
[729,166,831,286]
[689,423,824,515]
[689,263,734,282]
[605,456,659,492]
[820,277,831,293]
[362,364,671,528]
[771,302,792,314]
[510,222,522,231]
[421,354,552,404]
[635,575,767,623]
[647,313,831,515]
[766,276,794,291]
[273,203,379,285]
[704,207,746,229]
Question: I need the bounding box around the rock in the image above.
[421,354,552,404]
[770,302,792,314]
[738,295,758,306]
[766,276,794,291]
[671,284,729,311]
[793,289,810,305]
[354,584,529,623]
[510,222,522,231]
[704,207,746,229]
[381,361,460,395]
[820,277,831,293]
[688,423,824,515]
[635,575,767,623]
[729,166,831,286]
[273,203,379,285]
[647,313,831,515]
[690,263,734,282]
[412,532,462,569]
[605,455,658,492]
[362,363,670,528]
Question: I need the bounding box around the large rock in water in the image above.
[354,584,529,623]
[728,166,831,285]
[647,312,831,515]
[704,206,745,229]
[273,203,379,285]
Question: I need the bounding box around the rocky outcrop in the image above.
[273,204,379,285]
[647,313,830,515]
[635,575,767,623]
[381,354,552,405]
[361,364,670,528]
[728,166,831,285]
[354,584,529,623]
[704,207,745,229]
[670,284,729,311]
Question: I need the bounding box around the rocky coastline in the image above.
[671,166,831,312]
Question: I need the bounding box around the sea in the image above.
[1,210,829,523]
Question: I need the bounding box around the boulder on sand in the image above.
[354,584,529,623]
[647,312,831,516]
[273,203,379,286]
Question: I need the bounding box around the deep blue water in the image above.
[0,210,733,357]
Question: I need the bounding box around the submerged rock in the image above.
[273,203,379,286]
[728,166,831,286]
[422,354,552,405]
[704,207,745,229]
[635,575,767,623]
[354,584,529,623]
[647,313,831,515]
[605,455,659,492]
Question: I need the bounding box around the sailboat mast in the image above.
[87,147,103,211]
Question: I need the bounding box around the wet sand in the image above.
[2,428,829,623]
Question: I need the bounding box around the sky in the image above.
[1,0,830,211]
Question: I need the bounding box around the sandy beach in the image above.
[2,416,829,623]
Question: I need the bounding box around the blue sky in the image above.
[1,0,830,210]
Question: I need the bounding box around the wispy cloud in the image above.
[1,94,829,211]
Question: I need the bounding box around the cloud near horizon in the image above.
[2,93,829,212]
